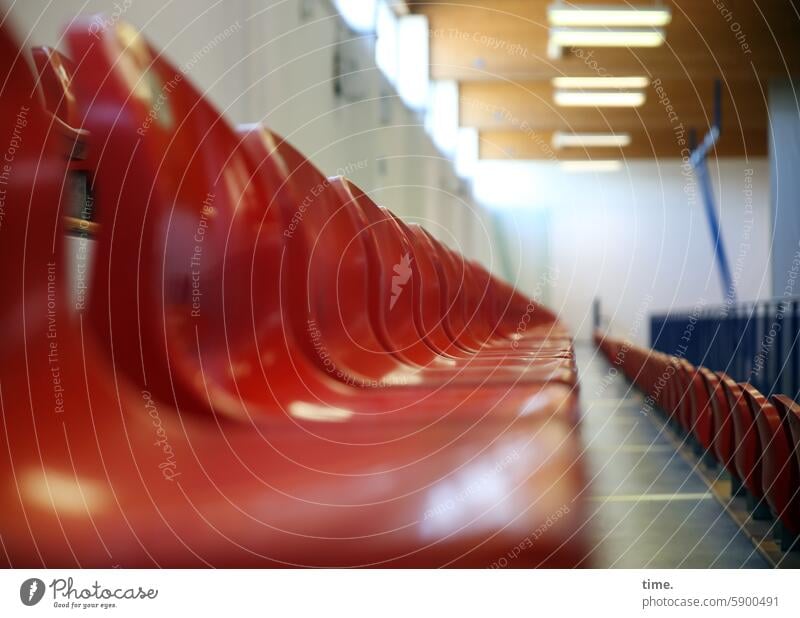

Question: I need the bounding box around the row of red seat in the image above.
[594,331,800,552]
[0,17,588,566]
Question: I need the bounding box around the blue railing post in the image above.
[649,296,800,398]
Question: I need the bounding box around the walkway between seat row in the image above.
[576,343,769,568]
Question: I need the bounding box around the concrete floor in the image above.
[576,343,770,568]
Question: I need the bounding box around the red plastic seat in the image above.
[0,17,591,568]
[241,131,576,387]
[689,367,718,453]
[706,372,737,474]
[244,130,427,388]
[637,350,673,414]
[720,377,764,500]
[32,46,89,160]
[448,249,502,347]
[783,396,800,476]
[328,178,456,367]
[769,396,800,544]
[748,392,800,543]
[335,177,568,362]
[658,356,681,423]
[467,261,561,345]
[66,18,580,418]
[393,219,474,357]
[32,46,97,314]
[460,257,571,356]
[403,225,562,356]
[673,360,696,432]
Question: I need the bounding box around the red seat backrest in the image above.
[0,24,68,361]
[32,47,79,125]
[340,181,441,366]
[691,367,717,450]
[423,232,479,351]
[393,219,462,356]
[68,21,291,418]
[773,394,800,454]
[257,133,411,386]
[746,387,798,519]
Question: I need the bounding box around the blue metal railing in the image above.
[650,297,800,399]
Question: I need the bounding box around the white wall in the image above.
[473,161,554,304]
[11,1,771,343]
[8,0,253,120]
[475,158,772,343]
[769,79,800,297]
[7,0,493,261]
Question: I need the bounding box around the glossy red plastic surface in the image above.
[0,19,590,567]
[31,46,89,158]
[771,396,800,533]
[593,331,800,535]
[721,377,763,496]
[242,130,576,387]
[707,372,737,473]
[750,392,800,533]
[783,396,800,484]
[690,367,718,452]
[674,360,696,431]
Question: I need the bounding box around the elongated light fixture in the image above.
[560,160,622,172]
[548,4,672,27]
[551,76,650,89]
[397,15,429,110]
[550,27,665,48]
[552,132,631,149]
[554,89,645,107]
[333,0,378,33]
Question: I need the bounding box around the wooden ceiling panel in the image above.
[460,78,768,132]
[479,128,768,160]
[414,1,800,81]
[409,1,795,158]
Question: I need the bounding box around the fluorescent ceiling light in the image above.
[333,0,378,33]
[397,15,430,110]
[552,132,631,149]
[559,160,622,172]
[455,127,479,179]
[425,80,460,157]
[548,4,672,27]
[554,89,646,107]
[550,27,665,48]
[385,0,410,16]
[473,161,548,210]
[375,1,399,85]
[551,76,650,89]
